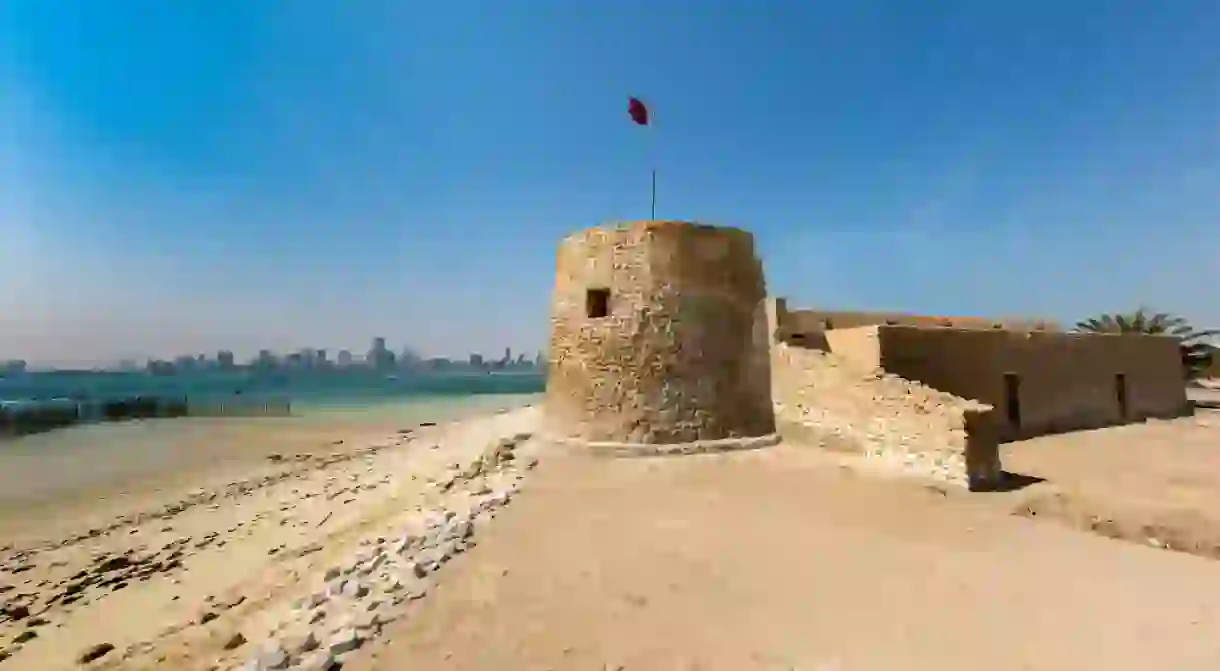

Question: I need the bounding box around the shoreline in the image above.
[0,393,539,519]
[0,401,542,669]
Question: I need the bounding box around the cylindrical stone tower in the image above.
[544,220,778,455]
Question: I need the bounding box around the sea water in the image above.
[0,371,545,507]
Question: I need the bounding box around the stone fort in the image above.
[544,220,1190,489]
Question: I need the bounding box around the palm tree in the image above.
[1073,308,1219,380]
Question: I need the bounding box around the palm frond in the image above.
[1075,309,1217,379]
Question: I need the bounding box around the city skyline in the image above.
[2,337,546,373]
[3,3,1219,367]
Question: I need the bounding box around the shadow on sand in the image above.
[975,471,1046,493]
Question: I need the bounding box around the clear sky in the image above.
[2,1,1218,367]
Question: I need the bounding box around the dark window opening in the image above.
[1115,373,1128,419]
[1003,373,1022,429]
[586,288,610,318]
[790,333,807,343]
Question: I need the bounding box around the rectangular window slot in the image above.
[586,288,610,318]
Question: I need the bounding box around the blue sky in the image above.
[2,1,1218,366]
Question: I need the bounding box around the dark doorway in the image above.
[1115,373,1128,419]
[586,288,610,318]
[1003,373,1022,429]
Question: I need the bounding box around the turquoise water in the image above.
[0,372,546,507]
[0,370,545,408]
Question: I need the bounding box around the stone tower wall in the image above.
[544,220,776,448]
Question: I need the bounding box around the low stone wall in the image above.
[771,343,1002,489]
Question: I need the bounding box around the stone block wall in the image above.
[771,341,1001,489]
[544,221,776,448]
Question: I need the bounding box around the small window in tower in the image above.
[586,288,610,318]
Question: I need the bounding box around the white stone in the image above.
[296,650,336,671]
[328,628,363,655]
[254,642,290,670]
[341,581,369,600]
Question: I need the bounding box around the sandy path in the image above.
[350,441,1220,671]
[0,406,540,670]
[999,412,1220,557]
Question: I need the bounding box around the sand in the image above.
[0,394,539,545]
[348,411,1220,671]
[0,399,540,669]
[4,404,1220,670]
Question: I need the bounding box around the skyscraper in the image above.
[368,337,395,370]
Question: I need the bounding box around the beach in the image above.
[0,392,540,669]
[3,396,1220,670]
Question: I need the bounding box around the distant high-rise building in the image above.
[294,348,316,368]
[217,350,236,370]
[337,350,353,367]
[146,359,176,375]
[315,349,328,365]
[469,353,484,368]
[254,350,278,370]
[399,347,422,370]
[368,337,395,370]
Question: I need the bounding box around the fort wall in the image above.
[544,221,776,451]
[876,326,1188,441]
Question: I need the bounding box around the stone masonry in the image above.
[771,342,1002,489]
[543,221,777,453]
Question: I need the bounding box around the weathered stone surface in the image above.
[296,650,336,671]
[254,641,290,670]
[283,628,319,654]
[544,221,777,447]
[771,341,991,487]
[223,631,248,650]
[327,628,362,655]
[341,580,369,600]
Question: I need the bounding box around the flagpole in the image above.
[628,96,656,219]
[650,104,656,219]
[651,168,656,219]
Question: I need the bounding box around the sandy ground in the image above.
[5,403,1220,670]
[0,404,540,670]
[0,394,539,545]
[349,413,1220,671]
[1001,410,1220,556]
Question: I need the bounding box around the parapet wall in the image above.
[772,340,1001,489]
[779,303,1061,338]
